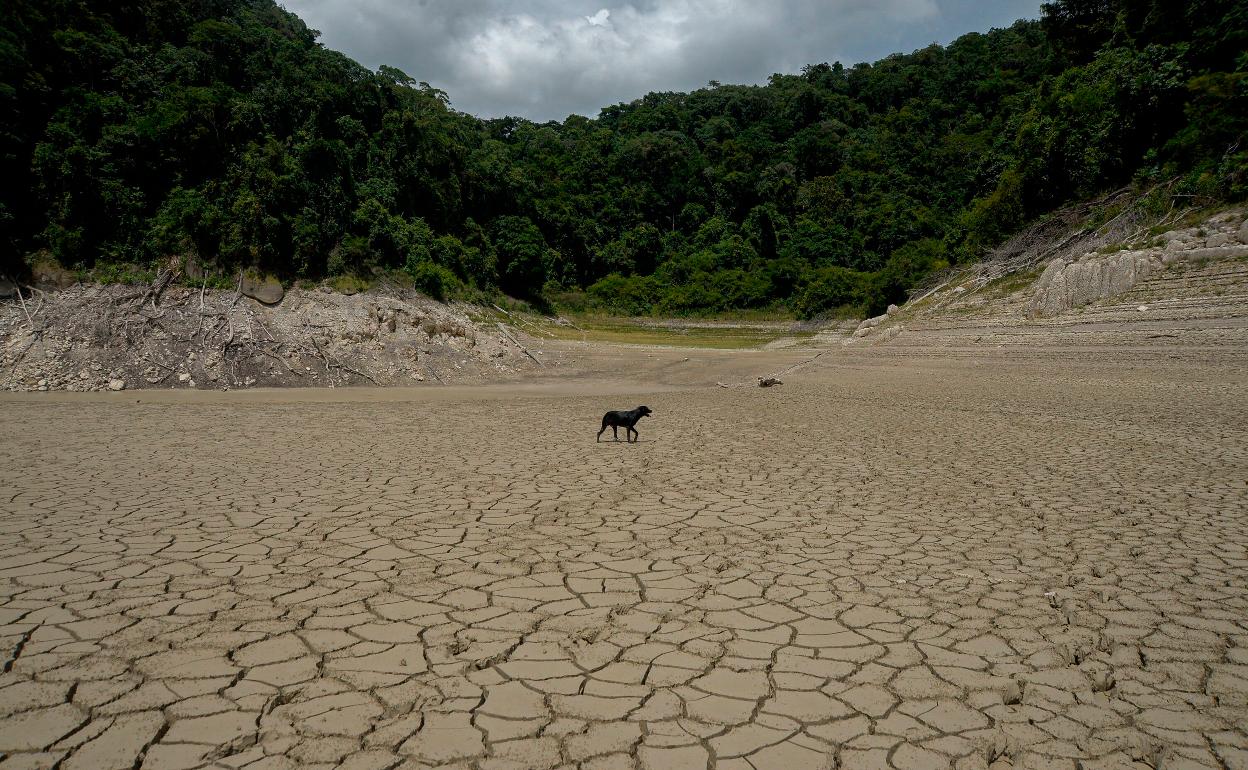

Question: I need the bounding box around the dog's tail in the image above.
[600,413,611,429]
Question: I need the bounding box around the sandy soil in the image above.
[1,345,1246,770]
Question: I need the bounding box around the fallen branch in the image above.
[496,322,544,367]
[139,264,178,308]
[29,293,45,324]
[548,315,588,344]
[308,338,379,385]
[14,284,35,330]
[910,278,956,306]
[147,369,176,385]
[257,345,304,376]
[253,313,277,342]
[331,360,380,386]
[769,349,830,379]
[500,309,554,338]
[143,356,177,372]
[311,339,332,376]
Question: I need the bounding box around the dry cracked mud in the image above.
[1,356,1246,770]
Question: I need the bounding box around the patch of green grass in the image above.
[493,310,815,349]
[191,274,236,290]
[561,306,798,323]
[981,267,1042,297]
[803,304,867,322]
[91,262,156,285]
[327,274,371,294]
[548,317,814,349]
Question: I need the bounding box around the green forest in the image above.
[1,0,1245,317]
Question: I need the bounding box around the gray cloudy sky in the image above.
[280,0,1043,121]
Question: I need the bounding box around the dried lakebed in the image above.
[1,358,1246,770]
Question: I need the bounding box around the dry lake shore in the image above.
[1,342,1246,769]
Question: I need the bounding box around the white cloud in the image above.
[281,0,1042,120]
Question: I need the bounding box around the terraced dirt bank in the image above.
[825,207,1248,366]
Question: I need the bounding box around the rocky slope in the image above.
[5,200,1247,392]
[0,281,540,392]
[840,204,1248,360]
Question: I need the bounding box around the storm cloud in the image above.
[280,0,1043,120]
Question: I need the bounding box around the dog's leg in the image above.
[596,426,606,442]
[613,426,620,441]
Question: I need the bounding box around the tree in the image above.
[491,216,549,298]
[2,0,1241,318]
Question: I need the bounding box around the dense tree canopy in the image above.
[1,0,1244,316]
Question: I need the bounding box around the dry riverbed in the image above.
[1,350,1246,770]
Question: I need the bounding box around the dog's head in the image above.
[637,406,653,417]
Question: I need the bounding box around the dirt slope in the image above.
[4,201,1247,393]
[1,282,541,392]
[840,205,1248,363]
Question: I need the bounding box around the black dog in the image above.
[597,406,652,443]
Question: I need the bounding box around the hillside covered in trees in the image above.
[1,0,1245,317]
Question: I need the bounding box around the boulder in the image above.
[183,252,206,280]
[856,314,887,331]
[108,379,126,391]
[1028,250,1159,318]
[31,260,75,288]
[1185,245,1248,262]
[1027,259,1067,318]
[877,326,903,343]
[1239,220,1248,244]
[240,274,284,305]
[886,304,900,316]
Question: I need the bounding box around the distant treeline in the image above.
[1,0,1245,316]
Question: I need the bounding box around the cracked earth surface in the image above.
[1,359,1246,770]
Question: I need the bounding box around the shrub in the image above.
[875,238,949,311]
[408,260,459,301]
[793,266,869,319]
[588,273,660,316]
[491,216,550,298]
